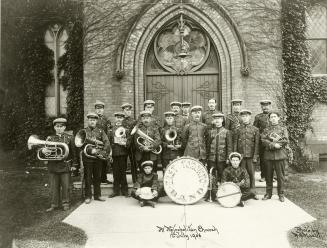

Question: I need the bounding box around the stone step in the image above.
[73,171,277,195]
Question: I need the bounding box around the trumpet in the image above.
[131,126,162,154]
[206,167,215,202]
[75,129,108,160]
[27,135,69,161]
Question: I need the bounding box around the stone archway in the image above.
[121,1,248,115]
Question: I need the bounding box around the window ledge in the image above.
[312,74,327,78]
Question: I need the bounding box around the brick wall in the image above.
[84,0,282,124]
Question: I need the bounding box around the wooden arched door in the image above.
[145,15,221,122]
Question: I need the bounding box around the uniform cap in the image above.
[190,105,203,112]
[141,160,153,168]
[170,101,182,107]
[139,110,152,117]
[143,100,155,106]
[181,102,191,107]
[94,100,105,108]
[212,112,225,118]
[229,152,242,161]
[240,109,252,115]
[114,112,125,117]
[86,112,99,119]
[53,118,67,125]
[121,103,133,109]
[231,99,243,104]
[260,100,272,105]
[164,111,175,117]
[268,110,281,117]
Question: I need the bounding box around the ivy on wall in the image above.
[0,0,83,164]
[282,0,327,172]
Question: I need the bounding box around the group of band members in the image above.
[44,97,290,211]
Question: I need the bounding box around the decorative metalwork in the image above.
[154,14,210,74]
[147,81,172,101]
[240,66,250,77]
[192,81,216,99]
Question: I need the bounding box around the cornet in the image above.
[131,126,162,154]
[75,129,108,160]
[27,135,69,161]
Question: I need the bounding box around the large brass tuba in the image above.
[75,129,108,160]
[131,126,162,154]
[27,135,69,161]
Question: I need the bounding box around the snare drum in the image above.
[216,182,242,208]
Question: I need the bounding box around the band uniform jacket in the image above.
[96,115,112,135]
[181,121,207,160]
[202,109,220,125]
[108,123,131,157]
[234,123,260,159]
[161,125,182,160]
[221,166,250,189]
[134,172,159,192]
[261,124,289,160]
[122,116,137,131]
[174,114,187,130]
[82,126,111,162]
[134,123,161,161]
[225,113,242,132]
[253,112,270,133]
[205,125,232,162]
[46,133,76,173]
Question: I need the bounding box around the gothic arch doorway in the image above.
[145,14,221,120]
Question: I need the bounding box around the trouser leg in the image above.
[241,158,256,192]
[274,160,285,195]
[49,173,60,207]
[129,149,137,183]
[119,156,128,193]
[216,161,226,183]
[60,172,70,207]
[84,162,93,199]
[259,144,266,179]
[112,156,120,194]
[131,190,141,201]
[241,188,255,201]
[265,160,274,195]
[93,160,102,198]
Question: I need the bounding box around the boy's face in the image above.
[144,104,154,113]
[165,116,174,126]
[141,115,151,126]
[54,123,66,135]
[261,103,271,113]
[231,157,241,169]
[171,105,180,114]
[115,116,124,125]
[269,113,280,125]
[241,113,251,124]
[212,117,223,127]
[143,166,152,174]
[88,118,97,128]
[95,106,104,116]
[123,107,132,117]
[208,99,216,110]
[232,103,241,113]
[191,110,201,122]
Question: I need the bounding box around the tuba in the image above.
[27,135,69,161]
[75,129,108,160]
[130,126,162,154]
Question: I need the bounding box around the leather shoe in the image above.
[122,192,130,198]
[253,195,259,200]
[237,201,244,207]
[109,192,119,198]
[262,194,272,200]
[148,200,156,208]
[140,201,145,207]
[259,178,265,182]
[95,196,106,201]
[279,195,285,202]
[85,198,91,204]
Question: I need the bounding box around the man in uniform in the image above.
[202,98,220,125]
[261,111,289,202]
[79,112,111,204]
[121,103,138,183]
[181,106,207,164]
[138,100,161,128]
[45,118,77,212]
[234,109,260,199]
[225,99,243,133]
[134,111,162,173]
[181,102,191,123]
[161,111,182,171]
[170,101,186,130]
[108,112,131,198]
[94,100,112,184]
[253,99,272,182]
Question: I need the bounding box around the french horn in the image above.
[131,126,162,154]
[27,135,69,161]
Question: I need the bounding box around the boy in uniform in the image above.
[45,118,76,212]
[225,99,243,133]
[108,112,131,198]
[131,161,159,208]
[221,152,256,207]
[234,109,260,199]
[202,98,220,125]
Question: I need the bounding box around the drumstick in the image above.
[217,192,241,199]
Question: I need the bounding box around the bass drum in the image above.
[216,182,242,208]
[163,156,209,205]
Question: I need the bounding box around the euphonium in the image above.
[130,126,162,154]
[75,129,107,160]
[27,135,69,161]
